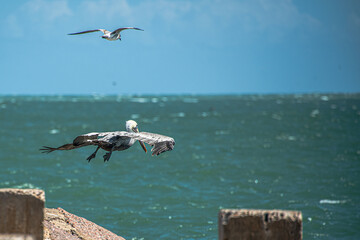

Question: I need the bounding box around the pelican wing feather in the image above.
[73,132,101,146]
[97,131,133,144]
[125,132,175,156]
[73,131,132,146]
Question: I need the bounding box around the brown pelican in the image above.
[40,120,175,162]
[68,27,144,41]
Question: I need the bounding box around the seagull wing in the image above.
[126,132,175,156]
[68,29,109,35]
[112,27,144,34]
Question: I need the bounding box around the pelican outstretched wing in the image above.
[40,133,103,153]
[40,143,83,153]
[68,29,109,35]
[40,131,135,154]
[72,131,131,145]
[72,132,100,145]
[126,132,175,156]
[72,131,174,156]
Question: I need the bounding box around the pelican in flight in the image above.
[40,120,175,162]
[68,27,144,41]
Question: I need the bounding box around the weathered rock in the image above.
[43,208,125,240]
[0,189,45,240]
[218,209,302,240]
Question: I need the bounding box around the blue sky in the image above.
[0,0,359,95]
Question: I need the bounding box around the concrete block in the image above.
[218,209,302,240]
[0,189,44,240]
[0,234,35,240]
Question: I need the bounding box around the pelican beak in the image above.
[133,126,139,133]
[133,126,147,153]
[139,140,147,153]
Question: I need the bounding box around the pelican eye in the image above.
[132,126,138,132]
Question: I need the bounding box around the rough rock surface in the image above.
[218,209,302,240]
[43,208,125,240]
[0,189,45,240]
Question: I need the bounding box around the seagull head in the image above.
[126,120,147,153]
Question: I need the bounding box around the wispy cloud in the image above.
[3,0,320,43]
[232,0,321,41]
[22,0,72,22]
[77,0,320,39]
[4,14,24,38]
[81,0,132,22]
[238,0,320,30]
[78,0,192,27]
[2,0,72,38]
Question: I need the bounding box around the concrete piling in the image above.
[0,189,45,240]
[218,209,302,240]
[0,188,304,240]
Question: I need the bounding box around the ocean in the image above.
[0,94,359,239]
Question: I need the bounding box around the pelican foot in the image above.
[86,153,96,162]
[103,152,112,162]
[87,147,100,163]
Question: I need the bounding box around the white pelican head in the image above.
[126,120,147,152]
[126,120,139,133]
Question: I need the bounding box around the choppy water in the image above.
[0,94,359,239]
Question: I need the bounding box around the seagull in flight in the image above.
[40,120,175,162]
[68,27,144,41]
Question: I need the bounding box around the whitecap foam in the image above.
[320,199,346,204]
[321,96,329,101]
[272,113,282,120]
[276,134,296,141]
[12,183,40,189]
[310,109,320,117]
[49,129,60,134]
[131,114,140,119]
[215,130,229,135]
[130,97,149,103]
[182,98,199,103]
[200,112,209,117]
[172,112,185,118]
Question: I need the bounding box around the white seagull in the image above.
[40,120,175,162]
[68,27,144,41]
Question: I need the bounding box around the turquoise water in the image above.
[0,94,359,239]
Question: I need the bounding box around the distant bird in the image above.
[68,27,144,41]
[40,120,175,162]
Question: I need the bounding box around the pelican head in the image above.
[126,120,139,133]
[126,120,147,153]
